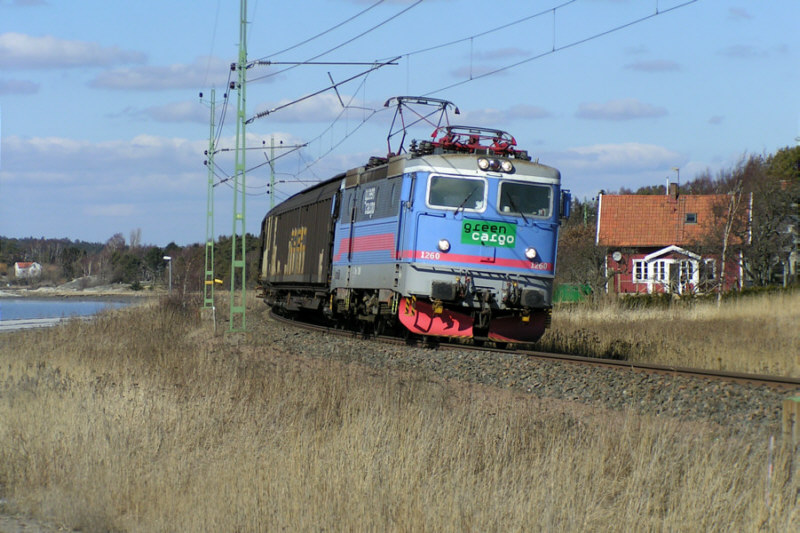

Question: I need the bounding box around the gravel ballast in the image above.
[260,318,799,438]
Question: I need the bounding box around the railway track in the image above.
[269,310,800,392]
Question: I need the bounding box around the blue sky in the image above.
[1,0,798,247]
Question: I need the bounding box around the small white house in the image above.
[14,261,42,278]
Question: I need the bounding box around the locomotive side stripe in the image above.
[333,233,396,262]
[331,232,554,272]
[398,250,553,272]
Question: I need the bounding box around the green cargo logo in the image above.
[461,220,516,247]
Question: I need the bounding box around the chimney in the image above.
[668,182,678,200]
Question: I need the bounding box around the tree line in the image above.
[0,231,261,295]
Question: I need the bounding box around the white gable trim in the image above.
[643,245,701,263]
[595,194,603,245]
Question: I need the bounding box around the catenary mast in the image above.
[229,0,247,332]
[203,89,216,311]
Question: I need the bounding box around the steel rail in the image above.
[267,310,800,391]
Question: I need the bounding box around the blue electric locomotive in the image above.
[257,99,570,345]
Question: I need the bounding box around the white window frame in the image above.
[650,260,667,282]
[680,260,695,282]
[632,259,648,283]
[703,258,716,280]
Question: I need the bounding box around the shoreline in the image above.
[0,316,93,333]
[0,289,157,333]
[0,286,159,301]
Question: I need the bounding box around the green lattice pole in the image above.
[203,88,216,310]
[229,0,247,332]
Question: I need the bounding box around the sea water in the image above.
[0,298,131,321]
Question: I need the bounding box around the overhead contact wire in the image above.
[249,0,423,83]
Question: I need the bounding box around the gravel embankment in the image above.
[264,319,799,438]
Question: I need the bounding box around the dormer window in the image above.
[684,213,697,224]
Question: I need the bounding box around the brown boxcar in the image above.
[257,176,342,308]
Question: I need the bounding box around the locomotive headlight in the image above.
[525,247,538,260]
[501,160,514,173]
[437,239,451,252]
[489,159,502,171]
[477,157,490,170]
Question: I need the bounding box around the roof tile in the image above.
[597,194,737,247]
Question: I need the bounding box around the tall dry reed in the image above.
[543,290,800,376]
[0,296,798,531]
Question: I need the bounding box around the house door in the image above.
[668,263,680,294]
[679,260,695,294]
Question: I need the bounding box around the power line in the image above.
[248,0,423,83]
[283,0,700,181]
[209,0,700,205]
[253,0,387,62]
[420,0,699,97]
[246,57,398,123]
[379,0,578,61]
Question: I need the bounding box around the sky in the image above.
[1,0,798,247]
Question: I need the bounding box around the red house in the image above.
[596,186,748,295]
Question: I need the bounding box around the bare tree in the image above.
[716,183,745,306]
[129,228,142,250]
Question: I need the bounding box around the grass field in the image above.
[543,290,800,377]
[1,294,798,531]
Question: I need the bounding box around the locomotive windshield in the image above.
[498,181,552,217]
[427,175,486,211]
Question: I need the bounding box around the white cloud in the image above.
[0,32,145,69]
[141,101,209,123]
[449,64,509,79]
[0,134,204,185]
[558,142,682,172]
[575,98,667,121]
[89,56,231,91]
[547,142,685,198]
[0,78,39,94]
[459,104,552,126]
[251,92,377,124]
[717,44,768,59]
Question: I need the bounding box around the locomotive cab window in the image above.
[498,181,552,218]
[427,175,486,212]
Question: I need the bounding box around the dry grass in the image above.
[544,290,800,377]
[1,295,799,531]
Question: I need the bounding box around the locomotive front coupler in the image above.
[362,292,380,315]
[455,275,472,299]
[501,280,521,306]
[475,290,493,330]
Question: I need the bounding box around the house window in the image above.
[632,259,647,283]
[684,213,697,224]
[651,260,667,282]
[680,260,695,281]
[701,259,716,281]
